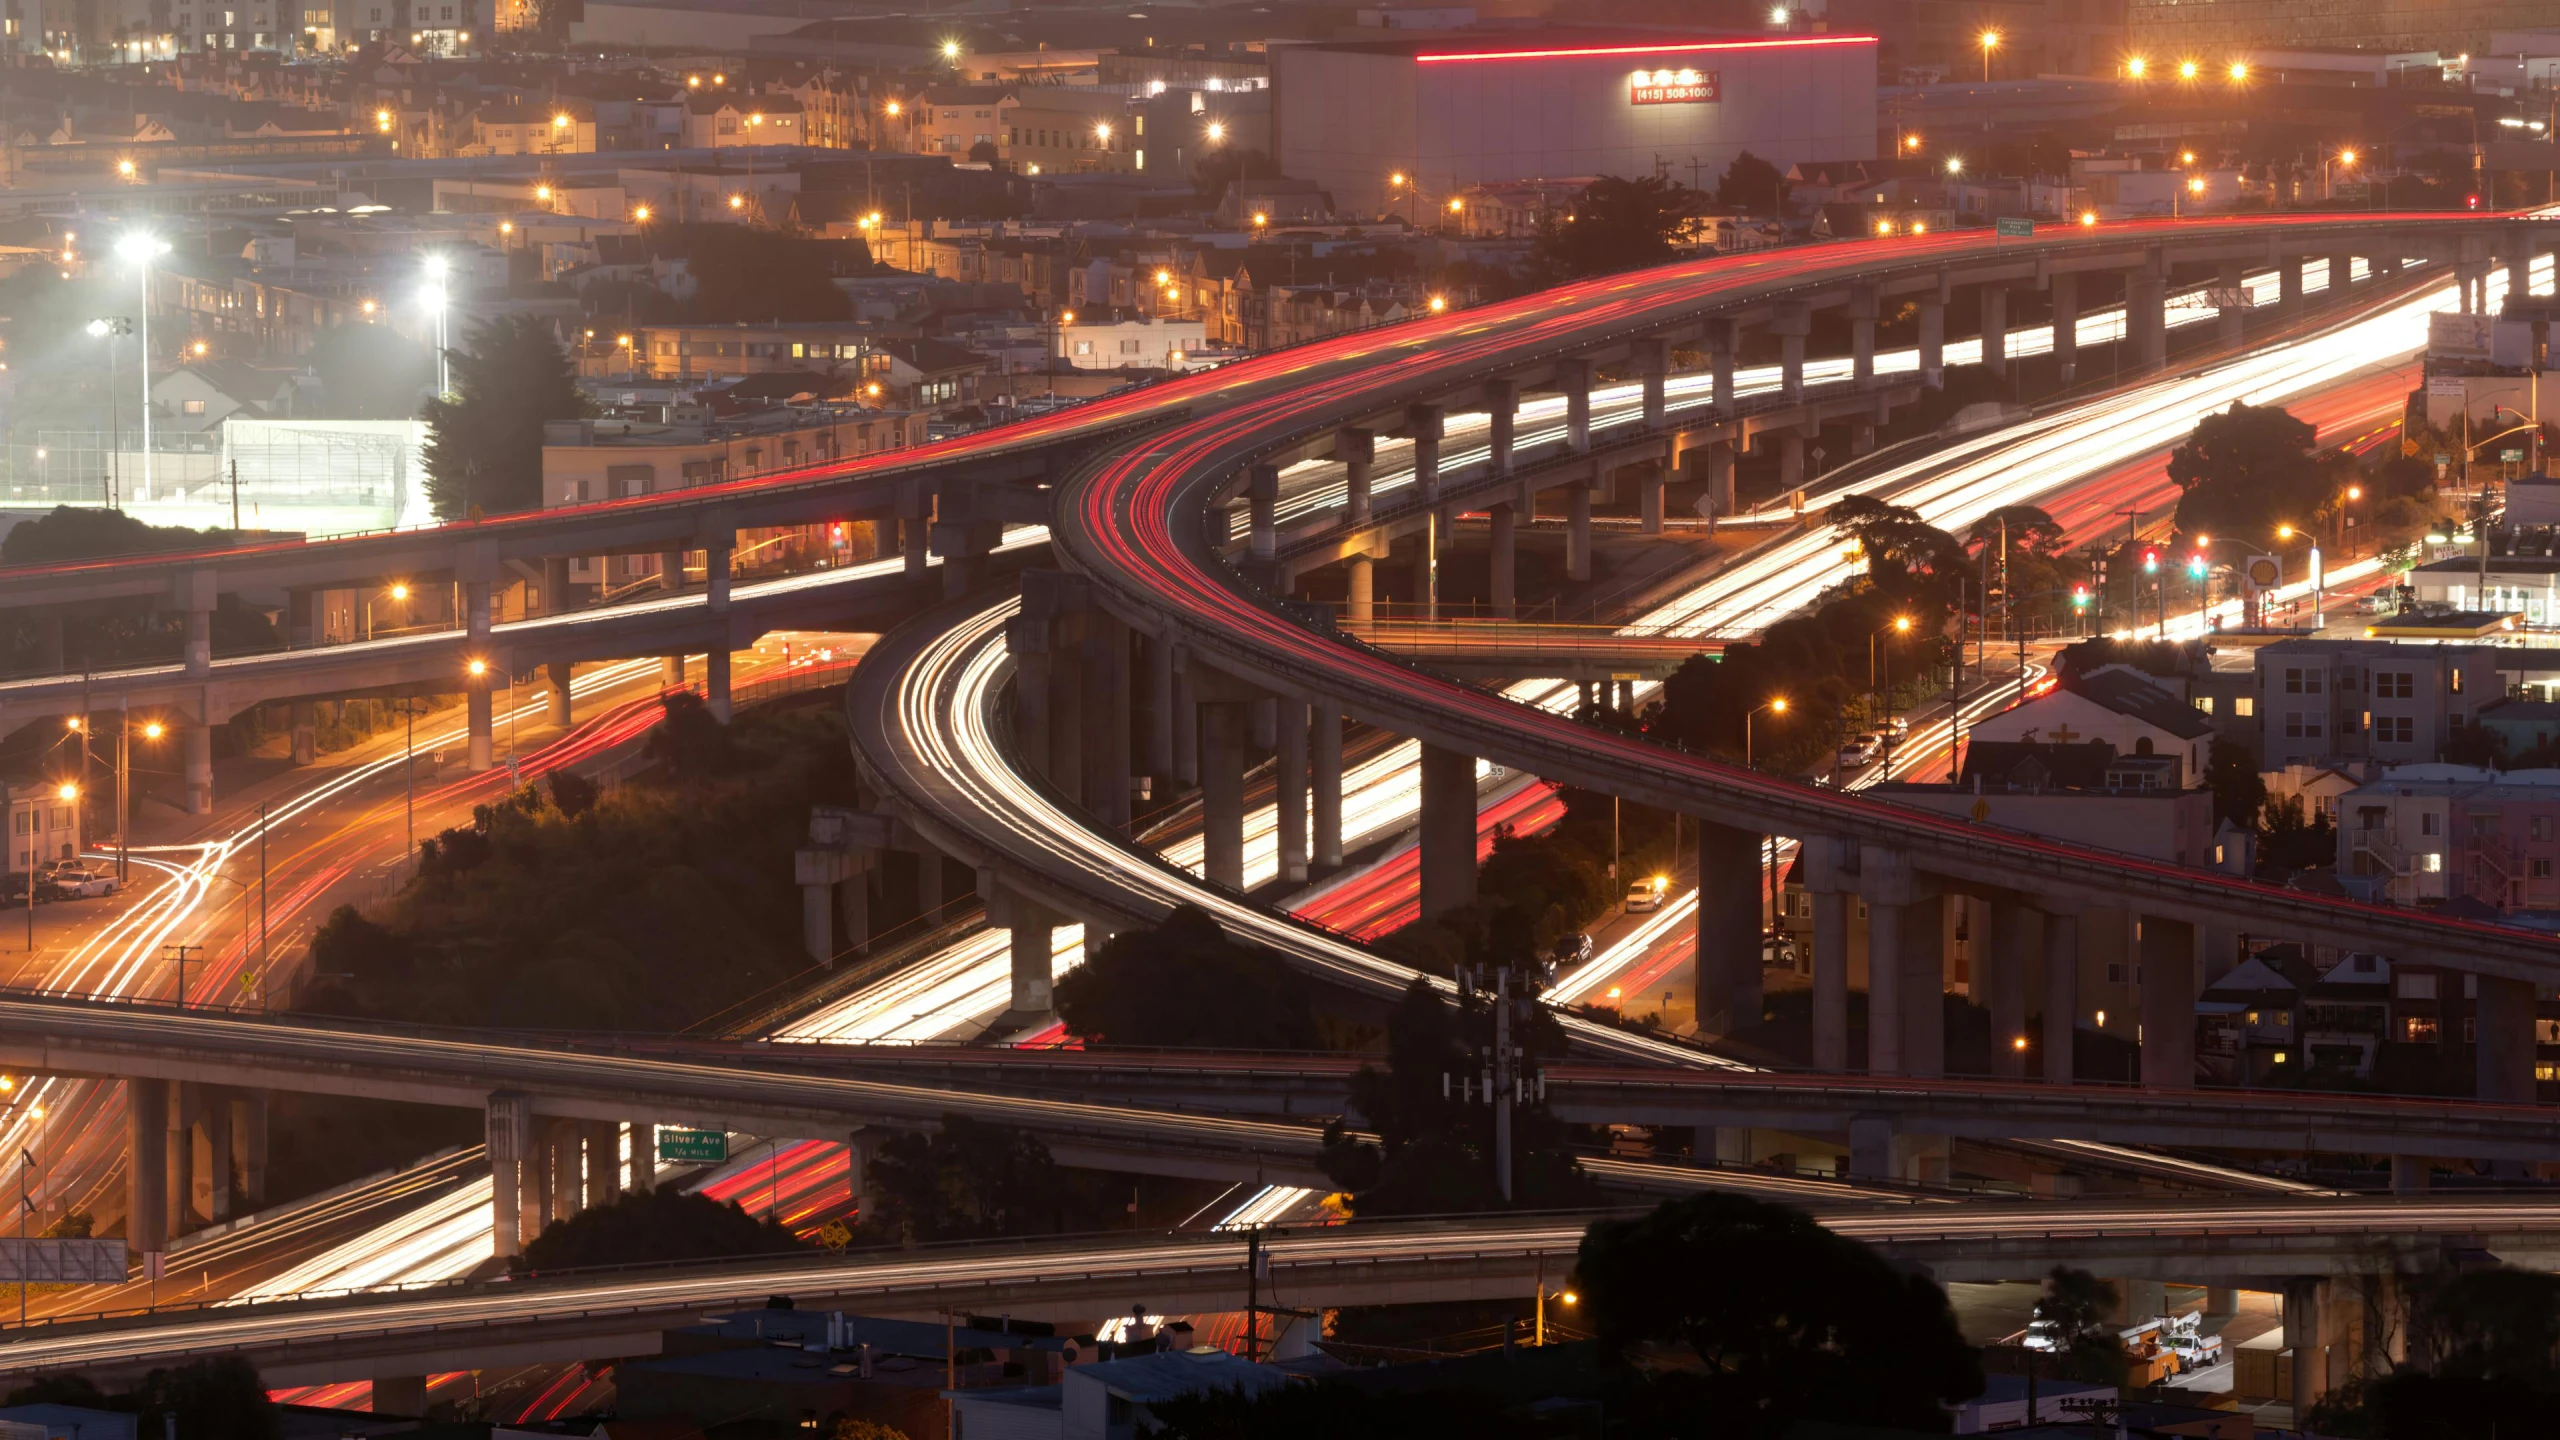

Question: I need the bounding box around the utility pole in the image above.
[228,459,240,534]
[165,942,200,1009]
[257,801,269,1011]
[1451,966,1539,1202]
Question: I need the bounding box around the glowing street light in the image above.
[940,38,961,61]
[1944,155,1964,175]
[113,231,170,501]
[2125,55,2147,79]
[1428,294,1448,312]
[1204,120,1225,143]
[2177,59,2199,80]
[2227,60,2249,82]
[1978,29,2000,81]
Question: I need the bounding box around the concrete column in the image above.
[1009,613,1054,781]
[1080,609,1130,829]
[127,1077,168,1261]
[902,514,931,580]
[1144,632,1174,782]
[2327,254,2352,295]
[2131,271,2169,371]
[542,555,572,616]
[1488,504,1516,619]
[2279,257,2305,316]
[2458,262,2485,314]
[1637,338,1670,427]
[1705,442,1735,518]
[543,661,572,727]
[628,1122,654,1191]
[1709,326,1737,418]
[547,1118,581,1226]
[1847,1115,1893,1180]
[1850,419,1876,456]
[802,877,835,964]
[1694,820,1762,1037]
[1812,886,1850,1072]
[183,720,212,816]
[373,1377,428,1416]
[1339,427,1375,521]
[913,840,945,919]
[2284,1278,2329,1410]
[2478,973,2537,1103]
[2391,1154,2431,1194]
[1417,742,1478,921]
[1917,299,1946,388]
[466,676,494,772]
[232,1090,267,1209]
[286,700,316,767]
[1895,899,1946,1079]
[1199,701,1247,889]
[1775,304,1809,401]
[2044,910,2078,1083]
[1007,894,1054,1014]
[199,1088,232,1223]
[1346,555,1374,624]
[705,541,731,613]
[2049,271,2079,385]
[1979,284,2009,379]
[657,549,685,592]
[1275,697,1308,884]
[662,654,685,688]
[839,856,870,957]
[183,608,210,677]
[486,1091,528,1258]
[1559,358,1593,452]
[1985,903,2033,1078]
[705,647,732,725]
[1639,463,1665,535]
[1046,612,1085,808]
[1407,404,1443,501]
[166,1082,192,1234]
[1565,484,1592,583]
[1848,285,1877,386]
[2215,262,2246,345]
[1778,431,1805,494]
[1312,702,1343,870]
[846,1129,880,1214]
[2137,916,2197,1089]
[584,1119,620,1210]
[1246,463,1279,561]
[1485,378,1518,476]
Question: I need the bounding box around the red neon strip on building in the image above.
[1415,34,1877,63]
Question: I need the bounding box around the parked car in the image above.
[42,863,118,900]
[1626,876,1668,913]
[1837,734,1883,767]
[1882,716,1909,740]
[1551,932,1595,968]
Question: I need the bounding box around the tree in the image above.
[1192,146,1279,201]
[1832,494,1972,593]
[1715,150,1784,212]
[301,321,437,419]
[0,507,228,565]
[1530,175,1703,282]
[645,689,734,780]
[2035,1267,2125,1381]
[856,1115,1068,1244]
[672,225,855,323]
[1320,978,1595,1216]
[419,314,593,519]
[2205,740,2266,830]
[1053,905,1319,1049]
[2311,1268,2560,1437]
[126,1358,284,1440]
[1573,1193,1983,1436]
[517,1187,806,1272]
[2166,402,2348,547]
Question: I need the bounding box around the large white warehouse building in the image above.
[1273,31,1879,216]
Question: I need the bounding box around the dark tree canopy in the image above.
[517,1186,807,1272]
[1053,904,1320,1049]
[419,314,594,519]
[1574,1193,1983,1436]
[673,224,856,323]
[9,1358,283,1440]
[1531,174,1704,281]
[2165,401,2349,547]
[0,506,231,565]
[855,1114,1067,1244]
[301,321,438,419]
[1714,150,1784,212]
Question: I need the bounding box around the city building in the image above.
[1272,30,1878,216]
[1057,314,1204,371]
[2333,764,2560,909]
[2249,639,2502,770]
[1961,666,2215,787]
[632,322,876,384]
[946,1347,1291,1440]
[681,92,806,148]
[465,102,598,156]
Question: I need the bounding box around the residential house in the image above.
[466,101,595,155]
[1962,666,2217,788]
[631,322,877,384]
[151,362,300,434]
[1056,314,1202,371]
[2254,638,2503,770]
[869,336,989,412]
[2333,764,2560,909]
[2475,695,2560,759]
[2196,950,2309,1084]
[681,92,804,149]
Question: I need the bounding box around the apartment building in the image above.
[2253,639,2503,770]
[2333,764,2560,910]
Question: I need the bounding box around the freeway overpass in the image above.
[7,1198,2558,1387]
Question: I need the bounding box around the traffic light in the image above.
[2141,548,2159,574]
[2071,584,2091,609]
[2186,553,2207,579]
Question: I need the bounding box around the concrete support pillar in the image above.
[486,1091,528,1258]
[1639,464,1665,535]
[802,878,835,965]
[705,647,732,725]
[1987,902,2034,1078]
[1246,464,1278,561]
[629,1122,654,1191]
[1803,837,1852,1073]
[585,1119,620,1210]
[902,514,931,581]
[1861,849,1935,1077]
[2131,270,2169,371]
[658,549,685,592]
[1346,555,1374,624]
[1894,899,1946,1079]
[1637,338,1670,428]
[165,1082,192,1234]
[1170,661,1197,787]
[1848,285,1878,386]
[127,1077,167,1261]
[1565,484,1592,583]
[1488,504,1516,619]
[1042,612,1085,808]
[2137,916,2197,1089]
[1775,304,1809,401]
[1009,612,1054,783]
[1006,893,1054,1014]
[2327,254,2353,295]
[1850,419,1876,456]
[839,858,870,957]
[705,541,731,614]
[1847,1116,1892,1181]
[232,1090,267,1210]
[2279,257,2305,316]
[1705,442,1735,518]
[1778,431,1804,494]
[373,1377,428,1417]
[1917,299,1946,388]
[1199,701,1247,889]
[289,700,315,766]
[845,1129,878,1214]
[183,720,212,816]
[1312,702,1343,870]
[1274,697,1307,884]
[199,1088,232,1223]
[1694,820,1762,1037]
[2215,262,2247,345]
[545,661,572,727]
[2478,973,2537,1104]
[37,612,65,674]
[662,654,684,688]
[2042,910,2079,1084]
[1485,378,1518,476]
[542,556,572,616]
[1709,326,1737,418]
[1559,359,1593,452]
[1080,609,1130,830]
[547,1118,581,1226]
[1979,284,2009,379]
[183,608,210,677]
[1144,633,1175,782]
[1380,404,1432,506]
[2284,1278,2328,1410]
[2391,1154,2431,1194]
[1417,742,1478,922]
[2049,271,2079,385]
[466,677,494,772]
[913,840,946,919]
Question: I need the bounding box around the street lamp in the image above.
[1978,29,2000,82]
[1872,616,1912,777]
[112,232,169,502]
[2323,148,2358,200]
[2227,60,2249,83]
[2125,56,2147,79]
[116,715,163,883]
[1944,155,1964,176]
[2178,59,2199,80]
[1746,697,1788,770]
[421,252,451,396]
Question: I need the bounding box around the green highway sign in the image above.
[2502,449,2527,462]
[1995,217,2033,238]
[657,1127,729,1163]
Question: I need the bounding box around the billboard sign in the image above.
[0,1238,127,1284]
[1629,67,1718,105]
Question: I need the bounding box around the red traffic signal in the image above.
[2141,548,2160,573]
